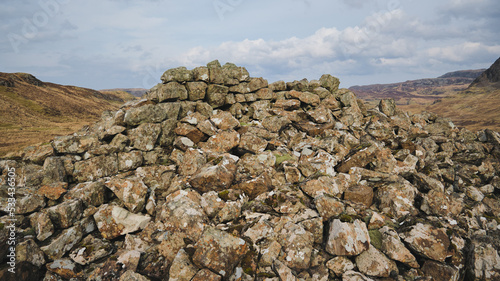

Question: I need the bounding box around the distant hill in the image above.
[467,57,500,90]
[101,88,148,98]
[350,69,485,109]
[426,57,500,131]
[0,72,137,156]
[350,62,500,132]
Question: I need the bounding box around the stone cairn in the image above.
[1,60,500,281]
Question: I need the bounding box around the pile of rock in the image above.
[1,60,499,281]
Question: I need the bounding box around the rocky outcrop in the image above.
[1,60,500,280]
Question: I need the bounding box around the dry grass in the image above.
[0,73,137,156]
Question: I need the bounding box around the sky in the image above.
[1,0,499,90]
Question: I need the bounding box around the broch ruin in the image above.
[1,60,499,280]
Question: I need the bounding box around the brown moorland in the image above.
[0,72,137,156]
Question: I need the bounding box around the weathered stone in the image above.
[37,182,67,200]
[161,66,193,83]
[168,249,198,281]
[158,82,188,101]
[269,80,286,91]
[314,195,344,221]
[186,81,207,101]
[118,150,143,172]
[420,190,463,217]
[105,177,149,213]
[30,211,54,241]
[207,84,229,108]
[124,104,167,126]
[301,176,341,198]
[262,115,291,133]
[379,226,419,268]
[344,184,373,207]
[298,149,338,177]
[193,227,248,278]
[128,123,162,151]
[233,173,272,199]
[413,172,445,193]
[158,118,178,147]
[273,259,298,281]
[41,224,84,260]
[378,98,396,117]
[16,239,46,267]
[355,246,398,278]
[42,157,67,184]
[326,256,355,276]
[208,60,224,84]
[376,179,418,218]
[211,110,240,130]
[401,223,450,262]
[119,270,151,281]
[93,204,151,239]
[175,123,206,143]
[239,133,268,154]
[193,66,209,82]
[274,99,301,110]
[46,259,83,279]
[201,191,226,218]
[277,222,314,270]
[422,260,460,281]
[467,237,500,280]
[190,154,238,193]
[177,148,205,176]
[45,199,83,229]
[337,144,378,173]
[159,190,207,241]
[319,74,340,92]
[256,88,273,100]
[69,234,113,265]
[192,269,222,281]
[52,135,98,154]
[289,90,320,106]
[222,63,250,84]
[199,130,240,155]
[74,155,118,182]
[325,219,370,256]
[64,181,107,207]
[22,143,54,165]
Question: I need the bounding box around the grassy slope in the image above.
[0,73,137,156]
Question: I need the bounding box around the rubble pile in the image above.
[1,60,500,280]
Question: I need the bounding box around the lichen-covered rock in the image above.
[159,190,208,241]
[326,256,355,277]
[46,259,83,279]
[16,239,46,268]
[161,66,193,83]
[379,226,419,268]
[190,154,238,193]
[69,234,113,265]
[41,224,84,260]
[277,221,314,270]
[64,180,107,207]
[105,177,149,213]
[45,199,83,229]
[467,235,500,280]
[401,223,450,262]
[93,204,151,239]
[129,123,162,151]
[344,184,373,207]
[192,227,248,278]
[355,246,398,278]
[74,155,118,182]
[30,211,54,241]
[199,130,240,155]
[326,219,370,256]
[168,249,199,281]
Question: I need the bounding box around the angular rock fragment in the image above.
[325,219,370,256]
[193,227,248,278]
[93,204,151,239]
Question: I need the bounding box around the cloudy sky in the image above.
[1,0,499,90]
